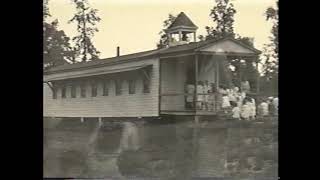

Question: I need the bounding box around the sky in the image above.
[47,0,277,59]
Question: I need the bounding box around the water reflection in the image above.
[44,117,278,179]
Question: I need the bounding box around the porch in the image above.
[159,52,259,116]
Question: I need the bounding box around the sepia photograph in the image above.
[43,0,278,179]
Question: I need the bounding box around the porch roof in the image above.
[44,37,261,75]
[44,64,152,82]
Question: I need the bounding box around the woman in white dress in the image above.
[186,83,195,109]
[241,100,251,121]
[222,93,231,113]
[197,81,204,110]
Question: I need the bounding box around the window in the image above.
[128,80,136,94]
[103,81,109,96]
[61,86,66,98]
[91,83,97,97]
[143,78,150,93]
[71,85,76,98]
[80,84,86,98]
[52,88,57,99]
[115,79,122,96]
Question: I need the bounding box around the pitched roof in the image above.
[167,12,198,29]
[45,37,261,74]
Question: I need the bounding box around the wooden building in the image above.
[43,12,261,120]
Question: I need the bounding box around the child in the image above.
[258,98,269,117]
[236,93,243,108]
[241,99,251,121]
[247,97,256,120]
[222,93,231,113]
[250,97,256,120]
[228,88,237,104]
[231,101,241,120]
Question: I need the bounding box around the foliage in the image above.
[262,2,278,79]
[205,0,237,40]
[69,0,101,62]
[43,0,74,69]
[260,1,278,95]
[157,14,177,49]
[43,0,50,19]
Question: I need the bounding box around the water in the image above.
[44,117,278,179]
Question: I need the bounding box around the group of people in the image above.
[185,80,216,111]
[185,80,278,121]
[222,89,279,121]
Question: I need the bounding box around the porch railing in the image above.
[160,93,221,113]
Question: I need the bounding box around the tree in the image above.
[259,1,278,95]
[69,0,101,62]
[205,0,237,40]
[43,0,50,19]
[44,20,75,69]
[263,2,278,79]
[157,14,176,49]
[43,0,74,69]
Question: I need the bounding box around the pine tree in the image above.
[69,0,101,62]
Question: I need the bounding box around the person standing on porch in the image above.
[204,80,210,110]
[258,98,269,117]
[247,97,256,120]
[222,92,231,113]
[231,101,241,120]
[272,97,279,116]
[197,81,204,110]
[241,79,250,93]
[241,99,251,121]
[228,88,237,105]
[186,83,195,109]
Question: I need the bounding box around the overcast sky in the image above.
[48,0,277,59]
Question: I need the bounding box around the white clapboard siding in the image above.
[44,58,159,118]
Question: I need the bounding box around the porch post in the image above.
[194,54,199,110]
[239,57,242,87]
[215,56,220,91]
[255,56,260,94]
[215,55,220,112]
[179,31,182,41]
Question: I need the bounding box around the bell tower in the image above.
[164,12,198,47]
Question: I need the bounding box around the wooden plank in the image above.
[200,51,258,57]
[160,110,196,116]
[160,93,215,96]
[160,110,216,116]
[159,53,195,60]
